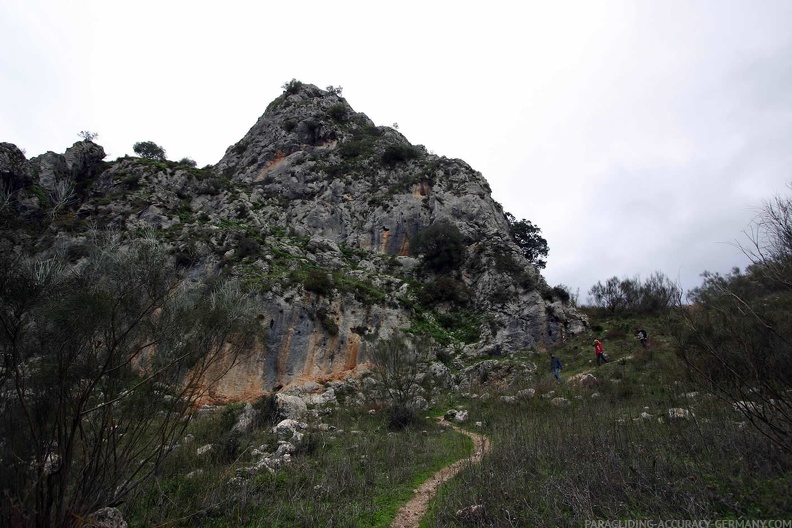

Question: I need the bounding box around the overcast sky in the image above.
[2,0,792,300]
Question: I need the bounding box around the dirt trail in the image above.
[390,420,492,528]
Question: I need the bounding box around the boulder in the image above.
[232,403,258,434]
[273,419,308,437]
[64,140,106,181]
[516,388,536,400]
[85,507,127,528]
[444,409,469,423]
[572,373,598,388]
[303,388,337,406]
[667,408,692,420]
[427,361,453,388]
[410,395,429,411]
[276,394,307,420]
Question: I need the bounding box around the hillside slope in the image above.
[0,82,586,401]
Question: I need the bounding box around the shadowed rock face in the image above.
[0,143,35,192]
[1,83,587,402]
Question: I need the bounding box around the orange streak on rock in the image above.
[344,333,360,372]
[256,149,287,181]
[381,227,390,254]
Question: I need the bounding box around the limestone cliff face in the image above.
[215,83,506,258]
[0,83,586,402]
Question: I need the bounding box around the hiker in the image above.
[636,328,648,349]
[594,339,608,366]
[550,353,563,384]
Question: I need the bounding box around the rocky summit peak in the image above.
[0,81,586,402]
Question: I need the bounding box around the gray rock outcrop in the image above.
[275,394,307,420]
[0,142,34,192]
[1,82,587,402]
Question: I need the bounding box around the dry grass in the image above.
[422,311,792,526]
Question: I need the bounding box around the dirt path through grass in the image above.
[390,419,492,528]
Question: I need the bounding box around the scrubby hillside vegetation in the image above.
[120,185,792,527]
[20,300,783,527]
[1,81,791,526]
[425,308,791,525]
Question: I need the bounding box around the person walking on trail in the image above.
[636,328,648,349]
[550,354,563,384]
[594,339,608,366]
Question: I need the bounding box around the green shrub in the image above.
[418,276,472,307]
[133,140,166,161]
[252,394,279,428]
[436,310,481,344]
[387,404,419,431]
[327,103,347,122]
[338,138,374,159]
[505,212,548,269]
[30,184,51,206]
[236,236,260,259]
[412,221,467,273]
[317,307,339,335]
[219,429,242,463]
[382,144,422,165]
[552,284,573,303]
[303,269,333,296]
[282,78,303,95]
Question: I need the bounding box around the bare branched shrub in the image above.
[47,178,76,220]
[0,180,13,214]
[677,184,792,454]
[77,130,98,142]
[368,333,431,429]
[588,272,681,314]
[740,183,792,288]
[0,235,259,527]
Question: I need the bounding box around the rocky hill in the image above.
[0,82,586,402]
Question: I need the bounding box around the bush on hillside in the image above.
[552,284,573,304]
[0,235,258,526]
[412,221,467,273]
[381,144,422,165]
[133,140,166,161]
[369,333,430,430]
[418,276,473,307]
[327,103,347,122]
[302,269,334,296]
[505,212,549,269]
[281,78,303,95]
[677,184,792,454]
[588,271,680,314]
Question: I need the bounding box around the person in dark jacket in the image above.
[550,354,563,384]
[636,328,648,349]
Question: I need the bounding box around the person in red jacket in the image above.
[594,339,608,366]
